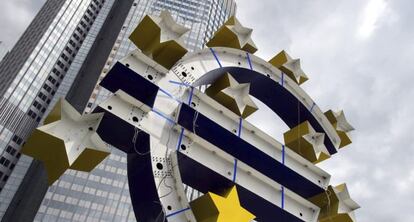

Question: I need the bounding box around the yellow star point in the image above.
[309,184,360,222]
[206,72,258,119]
[269,50,309,85]
[190,186,255,222]
[325,110,354,148]
[21,99,110,185]
[129,10,189,69]
[207,16,257,53]
[284,121,330,163]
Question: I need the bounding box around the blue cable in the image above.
[209,48,222,68]
[233,118,243,182]
[151,108,176,124]
[168,80,192,87]
[166,207,191,218]
[281,186,285,209]
[176,128,185,151]
[158,87,181,103]
[188,87,194,105]
[310,102,316,113]
[246,52,253,70]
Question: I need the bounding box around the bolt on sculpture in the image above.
[22,10,360,222]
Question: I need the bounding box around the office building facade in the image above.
[0,0,108,196]
[0,0,236,221]
[0,0,136,221]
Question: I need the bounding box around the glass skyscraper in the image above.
[0,42,7,62]
[0,0,236,221]
[0,0,134,221]
[0,0,108,202]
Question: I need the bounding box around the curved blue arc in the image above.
[96,61,332,221]
[196,66,337,155]
[209,47,222,67]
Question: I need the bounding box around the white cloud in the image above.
[0,0,44,51]
[357,0,388,39]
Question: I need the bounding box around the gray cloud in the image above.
[0,0,44,57]
[238,0,413,221]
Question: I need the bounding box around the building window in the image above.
[5,146,16,156]
[39,92,47,101]
[12,135,23,145]
[34,100,43,110]
[0,157,5,164]
[65,47,73,54]
[52,68,61,76]
[6,146,12,153]
[48,76,57,84]
[57,61,65,69]
[69,40,76,47]
[43,84,52,92]
[28,110,37,119]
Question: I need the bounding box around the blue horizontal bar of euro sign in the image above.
[94,107,149,155]
[99,62,159,108]
[176,152,305,222]
[177,103,324,198]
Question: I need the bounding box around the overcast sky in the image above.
[1,0,412,221]
[236,0,413,221]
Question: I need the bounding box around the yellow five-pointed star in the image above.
[206,16,258,53]
[21,99,110,185]
[190,186,255,222]
[329,110,354,133]
[269,50,309,85]
[129,10,189,69]
[324,110,354,148]
[206,72,258,119]
[284,121,330,163]
[309,184,360,222]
